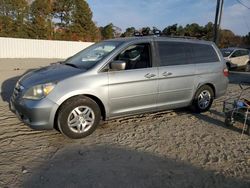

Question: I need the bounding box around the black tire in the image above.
[245,63,250,72]
[191,85,214,113]
[57,96,101,139]
[225,118,233,127]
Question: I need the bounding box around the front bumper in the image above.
[10,95,59,130]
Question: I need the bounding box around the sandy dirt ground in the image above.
[0,59,249,188]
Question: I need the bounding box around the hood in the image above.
[19,63,84,87]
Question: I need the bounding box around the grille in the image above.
[13,82,24,99]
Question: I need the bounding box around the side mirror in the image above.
[110,60,126,71]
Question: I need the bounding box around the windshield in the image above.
[220,49,234,57]
[64,41,122,69]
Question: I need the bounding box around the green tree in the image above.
[219,29,243,48]
[112,25,122,38]
[100,23,114,39]
[52,0,73,40]
[70,0,100,41]
[162,24,178,36]
[203,22,213,41]
[0,0,15,36]
[0,0,28,38]
[121,27,136,37]
[176,25,185,36]
[28,0,53,39]
[141,27,151,35]
[53,0,72,28]
[184,23,204,38]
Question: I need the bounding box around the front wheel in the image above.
[191,85,214,113]
[57,96,101,139]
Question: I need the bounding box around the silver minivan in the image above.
[10,37,229,139]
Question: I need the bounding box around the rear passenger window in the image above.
[157,41,219,66]
[157,42,188,66]
[189,43,219,64]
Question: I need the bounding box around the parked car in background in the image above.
[10,37,229,139]
[221,47,250,72]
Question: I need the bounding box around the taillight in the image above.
[223,68,229,77]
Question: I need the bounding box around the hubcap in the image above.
[198,90,211,110]
[67,106,95,133]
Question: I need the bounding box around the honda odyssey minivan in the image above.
[10,37,229,139]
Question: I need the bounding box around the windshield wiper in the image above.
[64,63,79,69]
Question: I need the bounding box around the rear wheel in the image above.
[225,118,233,127]
[57,96,101,139]
[191,85,214,113]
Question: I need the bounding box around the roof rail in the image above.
[134,29,162,37]
[161,35,198,40]
[133,31,199,40]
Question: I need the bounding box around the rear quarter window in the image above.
[190,43,220,64]
[157,41,219,66]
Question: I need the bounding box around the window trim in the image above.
[99,41,154,73]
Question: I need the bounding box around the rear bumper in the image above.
[10,96,59,130]
[215,77,229,98]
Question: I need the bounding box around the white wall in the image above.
[0,37,93,59]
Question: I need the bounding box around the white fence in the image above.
[0,37,93,59]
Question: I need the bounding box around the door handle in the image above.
[162,72,172,77]
[144,73,156,79]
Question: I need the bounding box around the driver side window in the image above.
[114,43,151,70]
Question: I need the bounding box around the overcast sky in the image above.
[86,0,250,36]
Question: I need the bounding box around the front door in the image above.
[108,43,158,117]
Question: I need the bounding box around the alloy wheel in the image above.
[198,90,211,110]
[67,106,95,133]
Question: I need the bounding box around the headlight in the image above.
[23,83,56,100]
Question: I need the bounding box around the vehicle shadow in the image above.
[193,109,244,134]
[0,69,34,102]
[22,145,249,188]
